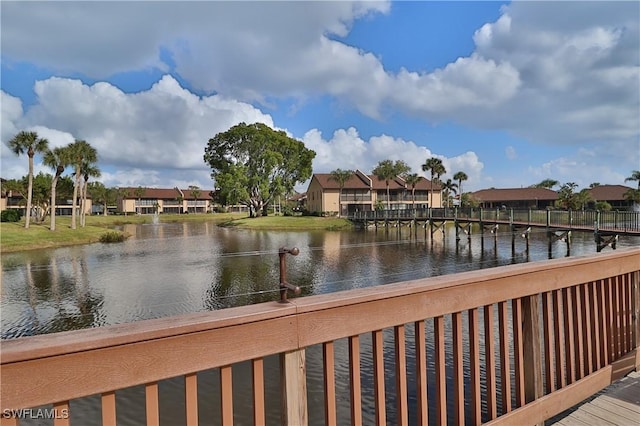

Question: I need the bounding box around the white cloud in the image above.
[505,146,517,161]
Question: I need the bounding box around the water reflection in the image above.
[2,223,638,339]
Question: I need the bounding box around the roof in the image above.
[311,170,438,191]
[587,185,633,201]
[471,188,558,202]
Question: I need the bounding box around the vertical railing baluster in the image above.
[452,312,465,425]
[613,276,621,359]
[434,316,447,425]
[101,391,116,426]
[552,290,566,389]
[145,383,159,426]
[562,288,576,384]
[590,281,602,370]
[252,359,265,426]
[281,351,306,426]
[372,330,386,426]
[572,286,584,379]
[522,295,543,408]
[415,320,428,426]
[53,401,70,426]
[605,277,615,362]
[349,335,362,426]
[185,373,199,426]
[323,342,337,426]
[621,274,629,354]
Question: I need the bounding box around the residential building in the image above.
[1,178,92,216]
[306,170,441,215]
[587,185,636,210]
[116,187,214,214]
[471,188,558,209]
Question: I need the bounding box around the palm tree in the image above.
[329,169,354,217]
[403,173,421,208]
[80,163,101,227]
[453,171,468,206]
[372,160,410,210]
[625,170,640,189]
[134,186,145,214]
[43,146,71,231]
[422,157,444,208]
[7,131,50,228]
[68,140,98,229]
[441,179,458,208]
[189,185,201,213]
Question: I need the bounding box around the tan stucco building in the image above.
[306,170,442,216]
[116,187,215,214]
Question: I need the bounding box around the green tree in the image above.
[68,140,97,229]
[403,173,421,208]
[453,171,468,206]
[189,185,201,213]
[7,131,50,228]
[372,160,410,210]
[421,157,445,208]
[555,182,591,210]
[441,179,458,208]
[623,188,640,204]
[531,179,559,189]
[88,182,109,217]
[43,146,71,231]
[80,163,101,227]
[329,169,354,217]
[625,170,640,189]
[204,122,315,218]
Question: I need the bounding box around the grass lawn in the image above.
[0,213,353,253]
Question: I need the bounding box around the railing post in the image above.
[634,270,640,372]
[522,295,544,415]
[281,349,308,426]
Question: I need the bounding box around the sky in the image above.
[1,0,639,193]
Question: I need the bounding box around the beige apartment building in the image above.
[117,187,214,214]
[306,170,442,216]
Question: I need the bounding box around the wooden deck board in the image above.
[549,373,640,426]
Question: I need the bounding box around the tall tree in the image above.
[625,170,640,189]
[453,171,468,206]
[422,157,444,208]
[441,179,458,208]
[7,131,50,228]
[403,173,421,208]
[329,169,354,217]
[204,122,315,217]
[43,146,71,231]
[68,140,97,229]
[189,185,201,213]
[80,163,101,227]
[88,182,109,217]
[372,160,410,210]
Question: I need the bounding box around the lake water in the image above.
[2,221,638,424]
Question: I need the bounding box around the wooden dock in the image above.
[549,371,640,425]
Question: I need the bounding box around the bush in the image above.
[1,209,21,222]
[99,231,128,243]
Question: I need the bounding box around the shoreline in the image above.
[0,214,353,254]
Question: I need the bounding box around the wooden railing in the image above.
[1,248,639,425]
[350,208,640,233]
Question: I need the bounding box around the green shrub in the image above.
[1,209,21,222]
[99,231,127,243]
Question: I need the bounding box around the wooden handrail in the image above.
[1,248,639,424]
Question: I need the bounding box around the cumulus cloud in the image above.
[301,127,484,190]
[1,77,275,187]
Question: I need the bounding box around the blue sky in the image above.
[1,1,638,192]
